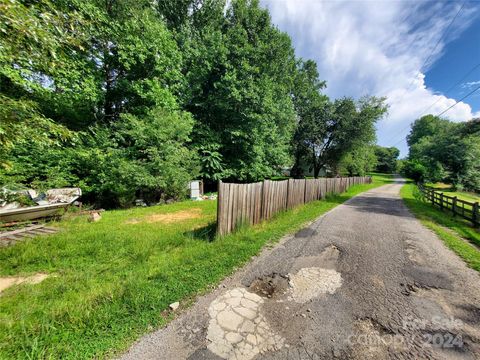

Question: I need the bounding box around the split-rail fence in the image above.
[418,185,479,228]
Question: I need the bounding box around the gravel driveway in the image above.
[120,178,480,360]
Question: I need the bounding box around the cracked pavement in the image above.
[120,178,480,360]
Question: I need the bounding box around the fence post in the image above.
[217,180,223,235]
[452,196,457,217]
[473,202,479,228]
[440,193,444,210]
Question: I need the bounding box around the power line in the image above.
[416,61,480,115]
[389,83,480,147]
[392,1,466,107]
[436,83,480,117]
[419,2,466,78]
[383,60,480,146]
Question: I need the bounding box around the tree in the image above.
[290,59,328,177]
[338,145,377,176]
[173,0,299,182]
[374,146,400,173]
[0,0,198,207]
[407,115,453,148]
[406,115,480,192]
[402,159,427,183]
[292,95,387,178]
[0,0,83,167]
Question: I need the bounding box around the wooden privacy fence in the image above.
[419,185,479,228]
[217,176,372,235]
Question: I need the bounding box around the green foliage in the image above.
[406,116,480,191]
[292,87,388,177]
[402,159,427,183]
[1,0,394,207]
[197,144,226,182]
[177,0,298,182]
[290,59,328,177]
[373,145,399,173]
[0,0,197,207]
[338,145,377,176]
[0,188,36,206]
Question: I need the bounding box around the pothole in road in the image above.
[287,267,342,303]
[248,273,289,299]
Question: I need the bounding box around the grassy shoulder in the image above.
[0,174,392,359]
[400,183,480,272]
[426,182,480,203]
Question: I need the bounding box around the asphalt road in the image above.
[120,178,480,360]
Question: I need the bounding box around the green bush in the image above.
[402,159,427,183]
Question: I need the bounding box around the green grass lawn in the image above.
[0,174,392,359]
[401,183,480,272]
[426,182,480,203]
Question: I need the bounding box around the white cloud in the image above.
[462,80,480,88]
[261,0,480,156]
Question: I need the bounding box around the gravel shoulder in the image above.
[120,178,480,360]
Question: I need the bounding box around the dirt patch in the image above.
[126,208,203,225]
[248,273,290,299]
[0,273,49,294]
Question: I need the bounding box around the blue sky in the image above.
[425,16,480,114]
[261,0,480,157]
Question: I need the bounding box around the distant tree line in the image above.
[0,0,388,208]
[402,115,480,192]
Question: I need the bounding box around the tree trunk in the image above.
[291,151,304,178]
[313,150,320,178]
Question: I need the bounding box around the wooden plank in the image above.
[268,180,274,218]
[0,224,45,238]
[273,181,279,214]
[219,182,226,235]
[287,179,293,209]
[272,180,277,215]
[258,182,263,223]
[263,180,270,219]
[217,181,224,235]
[226,182,232,235]
[221,182,228,236]
[227,183,234,234]
[240,183,246,225]
[0,224,58,243]
[244,183,249,225]
[250,183,255,224]
[251,183,255,224]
